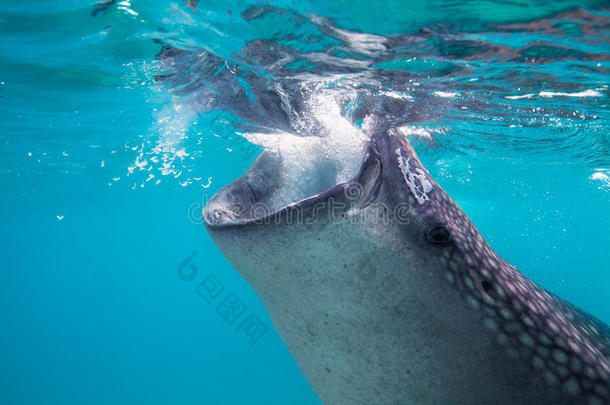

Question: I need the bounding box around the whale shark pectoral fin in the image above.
[348,149,382,210]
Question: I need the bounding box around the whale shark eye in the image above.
[427,226,450,245]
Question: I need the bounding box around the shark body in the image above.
[203,118,610,405]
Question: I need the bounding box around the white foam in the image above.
[590,169,610,189]
[506,89,602,100]
[591,172,608,181]
[539,89,602,98]
[311,15,386,57]
[395,125,446,140]
[381,91,414,101]
[506,94,534,100]
[434,91,458,98]
[242,92,367,211]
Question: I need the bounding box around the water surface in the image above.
[1,1,609,404]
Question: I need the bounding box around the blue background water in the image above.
[0,1,608,404]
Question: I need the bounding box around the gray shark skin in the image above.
[203,118,610,405]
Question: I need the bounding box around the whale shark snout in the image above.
[203,120,610,405]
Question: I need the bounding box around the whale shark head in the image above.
[203,118,610,405]
[202,116,444,243]
[203,116,492,297]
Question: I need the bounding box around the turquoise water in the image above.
[1,1,609,404]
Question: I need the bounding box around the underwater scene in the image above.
[1,0,609,404]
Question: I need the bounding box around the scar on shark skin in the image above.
[395,147,433,205]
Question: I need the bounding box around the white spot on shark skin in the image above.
[395,148,433,205]
[563,377,581,395]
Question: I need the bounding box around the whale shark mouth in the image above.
[202,133,383,227]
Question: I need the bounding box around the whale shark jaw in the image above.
[203,122,610,405]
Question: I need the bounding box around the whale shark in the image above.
[203,115,610,405]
